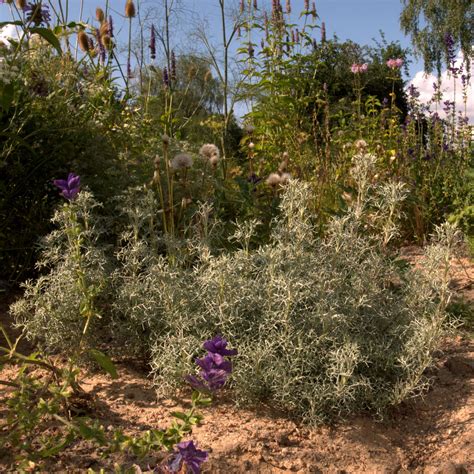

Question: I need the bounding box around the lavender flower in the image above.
[444,32,458,75]
[171,50,177,80]
[108,15,114,37]
[96,29,106,63]
[321,21,326,42]
[149,25,156,60]
[407,84,420,99]
[53,173,81,201]
[163,66,170,88]
[443,100,455,114]
[169,441,208,474]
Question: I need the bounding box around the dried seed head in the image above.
[171,153,193,170]
[16,0,26,9]
[278,152,289,172]
[199,144,220,161]
[280,172,291,184]
[162,134,170,145]
[154,154,161,168]
[210,155,220,167]
[341,192,353,204]
[100,21,110,38]
[248,142,255,150]
[266,172,282,187]
[102,35,112,49]
[96,8,105,23]
[78,31,90,52]
[125,0,136,18]
[354,139,368,151]
[245,124,255,135]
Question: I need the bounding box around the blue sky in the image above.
[0,0,424,76]
[2,1,471,121]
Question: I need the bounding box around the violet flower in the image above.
[53,173,81,201]
[203,335,238,356]
[186,336,237,393]
[169,441,208,474]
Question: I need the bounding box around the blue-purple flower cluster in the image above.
[186,335,238,393]
[24,2,51,26]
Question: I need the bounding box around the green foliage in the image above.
[0,44,140,282]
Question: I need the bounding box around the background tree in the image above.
[400,0,474,73]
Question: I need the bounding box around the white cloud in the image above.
[407,51,473,124]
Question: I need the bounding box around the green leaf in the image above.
[170,411,189,422]
[89,349,118,379]
[30,27,62,55]
[0,21,23,28]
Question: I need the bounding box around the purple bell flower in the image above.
[169,441,208,474]
[203,335,238,356]
[53,173,81,201]
[186,336,237,393]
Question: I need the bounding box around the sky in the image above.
[0,0,472,121]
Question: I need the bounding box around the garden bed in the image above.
[1,253,472,473]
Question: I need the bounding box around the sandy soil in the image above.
[1,250,472,473]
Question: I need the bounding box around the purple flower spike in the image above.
[53,173,81,201]
[169,441,208,474]
[203,335,238,356]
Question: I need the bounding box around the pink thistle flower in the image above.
[387,58,403,69]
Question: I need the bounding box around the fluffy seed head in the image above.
[354,139,368,150]
[280,172,291,184]
[266,172,282,187]
[171,153,193,170]
[278,152,289,172]
[199,144,220,161]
